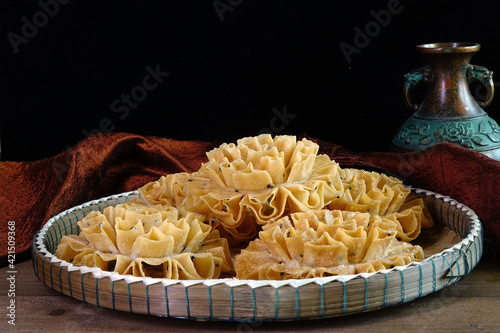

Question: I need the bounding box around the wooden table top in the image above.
[1,258,499,332]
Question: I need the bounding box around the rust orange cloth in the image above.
[1,132,499,265]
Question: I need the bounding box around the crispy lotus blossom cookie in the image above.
[136,176,175,206]
[144,134,345,243]
[55,203,233,279]
[383,196,434,242]
[325,168,433,239]
[328,168,412,216]
[234,209,426,280]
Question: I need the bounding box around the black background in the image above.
[2,0,500,161]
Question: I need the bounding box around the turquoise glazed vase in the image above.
[392,42,500,160]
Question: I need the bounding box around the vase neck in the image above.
[415,52,486,119]
[423,51,475,73]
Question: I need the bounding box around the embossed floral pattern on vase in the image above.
[394,118,500,150]
[434,123,483,148]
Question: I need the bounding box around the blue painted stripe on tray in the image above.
[50,225,59,251]
[429,195,438,227]
[363,276,369,311]
[252,288,256,320]
[459,247,470,276]
[146,285,150,316]
[164,286,170,317]
[54,219,63,241]
[73,211,81,234]
[383,274,388,307]
[431,258,436,292]
[342,280,347,314]
[442,255,453,286]
[46,228,55,253]
[456,209,466,237]
[207,285,213,320]
[463,217,472,238]
[95,278,100,307]
[399,270,405,303]
[67,215,74,234]
[320,284,324,317]
[68,269,73,298]
[185,287,191,319]
[111,281,116,310]
[431,195,437,211]
[230,287,234,320]
[459,210,468,238]
[472,239,479,268]
[81,273,86,303]
[60,217,68,236]
[440,200,450,230]
[295,287,300,320]
[274,288,279,320]
[128,284,133,313]
[418,264,423,298]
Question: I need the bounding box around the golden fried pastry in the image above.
[140,134,345,243]
[234,209,425,279]
[328,168,411,216]
[56,204,233,279]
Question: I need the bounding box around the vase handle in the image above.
[403,66,432,112]
[467,64,494,108]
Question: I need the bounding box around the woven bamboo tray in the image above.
[32,188,483,321]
